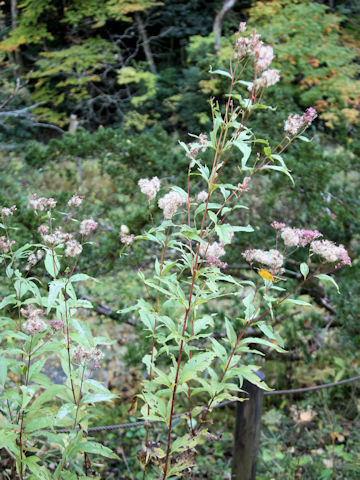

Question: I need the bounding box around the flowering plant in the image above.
[0,23,352,480]
[121,23,351,478]
[0,195,118,479]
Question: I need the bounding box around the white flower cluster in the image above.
[311,240,351,266]
[138,177,161,201]
[158,191,187,219]
[242,248,284,273]
[65,240,83,257]
[281,227,300,247]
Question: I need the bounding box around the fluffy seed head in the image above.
[138,177,161,201]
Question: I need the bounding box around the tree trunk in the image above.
[213,0,237,52]
[10,0,24,75]
[135,12,157,74]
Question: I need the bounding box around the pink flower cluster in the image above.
[49,318,64,332]
[80,218,98,236]
[21,304,47,335]
[120,231,135,246]
[237,177,251,193]
[0,237,15,253]
[1,205,16,218]
[284,107,318,135]
[29,194,56,212]
[68,194,84,208]
[72,346,104,368]
[188,134,208,158]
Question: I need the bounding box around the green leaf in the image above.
[0,357,8,386]
[283,298,312,306]
[81,393,117,404]
[209,67,232,79]
[80,441,120,460]
[315,274,340,294]
[44,251,60,278]
[180,353,215,384]
[225,318,237,345]
[300,262,309,279]
[47,280,65,313]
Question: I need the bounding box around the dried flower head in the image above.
[158,191,187,219]
[138,177,161,201]
[80,218,98,236]
[239,22,246,33]
[72,346,104,368]
[255,45,274,71]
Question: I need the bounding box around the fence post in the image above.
[232,371,265,480]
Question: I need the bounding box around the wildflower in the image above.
[261,69,280,87]
[239,22,246,33]
[281,227,300,247]
[255,45,274,71]
[25,250,45,271]
[197,191,208,203]
[271,221,286,231]
[284,114,303,136]
[1,205,16,218]
[158,191,187,219]
[80,218,98,236]
[29,194,56,212]
[302,107,318,124]
[38,225,49,235]
[68,194,84,208]
[120,231,135,246]
[198,133,208,152]
[138,177,161,201]
[242,248,284,273]
[311,240,351,266]
[72,346,104,368]
[235,36,249,58]
[298,229,322,247]
[21,305,47,335]
[0,237,15,253]
[199,241,228,268]
[65,240,83,257]
[49,318,64,332]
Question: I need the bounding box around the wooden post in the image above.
[232,371,265,480]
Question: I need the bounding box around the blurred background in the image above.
[0,0,359,478]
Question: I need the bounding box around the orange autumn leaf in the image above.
[258,268,274,282]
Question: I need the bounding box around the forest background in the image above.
[0,0,359,478]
